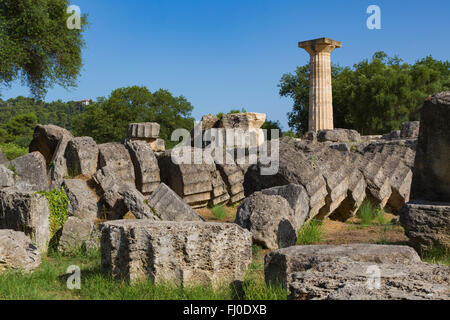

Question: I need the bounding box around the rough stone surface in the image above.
[0,149,8,167]
[127,122,160,139]
[0,188,51,251]
[100,183,159,221]
[125,140,160,195]
[29,124,72,164]
[147,183,204,222]
[97,143,136,187]
[0,165,15,189]
[260,184,309,229]
[410,92,450,202]
[0,230,41,272]
[29,124,73,187]
[317,129,360,143]
[235,192,297,250]
[209,169,230,206]
[288,259,450,300]
[216,161,245,205]
[244,137,327,220]
[264,244,421,286]
[58,217,100,254]
[219,112,266,130]
[149,138,165,152]
[401,121,420,139]
[382,130,401,140]
[65,137,99,177]
[10,152,48,192]
[400,201,450,253]
[100,220,252,287]
[62,179,100,220]
[158,149,213,208]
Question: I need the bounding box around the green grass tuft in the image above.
[421,246,450,265]
[212,205,227,220]
[357,201,379,225]
[297,219,323,245]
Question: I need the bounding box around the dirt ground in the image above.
[196,206,408,246]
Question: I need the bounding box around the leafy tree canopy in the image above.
[0,0,88,98]
[72,86,195,148]
[280,52,450,135]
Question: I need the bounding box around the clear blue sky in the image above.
[2,0,449,130]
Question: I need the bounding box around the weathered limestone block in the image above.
[147,183,204,221]
[400,201,450,253]
[219,112,266,130]
[29,124,73,186]
[317,129,360,143]
[98,143,135,186]
[62,179,100,220]
[288,260,450,300]
[125,140,160,195]
[10,152,48,192]
[158,149,213,208]
[260,184,309,229]
[0,165,15,189]
[0,188,51,251]
[65,137,99,177]
[235,192,297,250]
[127,122,160,139]
[218,113,266,146]
[331,163,366,221]
[29,124,72,164]
[359,152,392,208]
[58,217,100,254]
[101,220,252,287]
[100,184,159,221]
[0,230,41,272]
[382,130,401,140]
[264,244,420,286]
[244,137,327,220]
[0,149,8,167]
[410,92,450,202]
[209,169,230,206]
[216,162,245,205]
[312,150,349,219]
[149,138,165,152]
[400,121,420,139]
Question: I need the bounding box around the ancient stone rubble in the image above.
[0,188,51,252]
[401,92,450,253]
[0,230,41,272]
[100,220,252,287]
[235,192,297,250]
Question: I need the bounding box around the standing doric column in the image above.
[298,38,342,132]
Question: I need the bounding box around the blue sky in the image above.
[2,0,449,130]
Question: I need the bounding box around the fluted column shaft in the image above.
[298,38,341,132]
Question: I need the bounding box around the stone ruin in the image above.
[0,93,449,297]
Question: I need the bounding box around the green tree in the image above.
[280,52,450,135]
[261,120,282,140]
[72,86,195,148]
[0,0,88,98]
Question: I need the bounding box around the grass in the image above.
[356,201,389,226]
[211,205,227,221]
[0,247,287,300]
[421,246,450,266]
[297,219,323,245]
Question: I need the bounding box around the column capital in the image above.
[298,37,342,55]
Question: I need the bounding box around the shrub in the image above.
[37,188,70,239]
[297,219,323,245]
[212,205,227,220]
[0,143,28,160]
[421,246,450,265]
